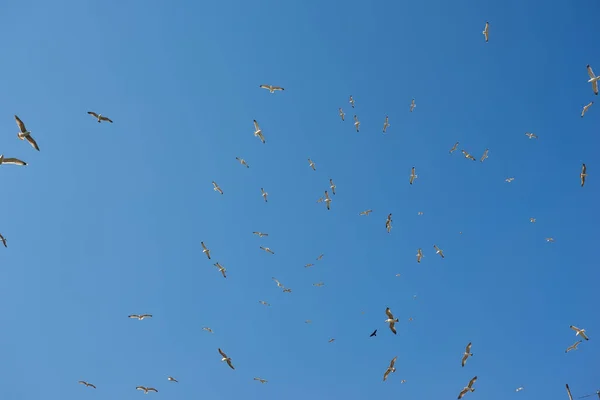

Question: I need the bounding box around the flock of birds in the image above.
[4,19,597,399]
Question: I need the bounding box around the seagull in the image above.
[530,218,536,223]
[565,340,583,353]
[382,356,398,381]
[136,386,158,394]
[581,163,587,187]
[87,111,113,123]
[0,233,6,248]
[167,376,178,382]
[235,157,250,168]
[259,300,270,306]
[385,213,392,233]
[409,167,417,185]
[329,179,336,195]
[525,132,538,139]
[383,116,390,133]
[461,342,473,367]
[434,244,445,258]
[516,387,524,392]
[416,248,423,263]
[316,196,324,203]
[282,288,292,293]
[546,237,555,242]
[212,181,223,195]
[259,84,284,93]
[401,380,407,384]
[449,142,459,153]
[570,325,589,340]
[260,188,268,202]
[480,149,489,163]
[0,155,27,166]
[79,381,96,389]
[418,211,424,215]
[218,348,235,369]
[359,209,373,216]
[324,191,332,210]
[316,253,324,260]
[581,102,593,117]
[349,95,355,108]
[461,150,476,161]
[482,22,489,42]
[128,314,152,320]
[254,377,268,384]
[385,307,399,334]
[14,115,39,151]
[253,231,268,237]
[260,246,275,255]
[272,277,284,288]
[410,99,416,112]
[202,327,213,333]
[305,263,314,268]
[213,262,227,278]
[339,108,345,121]
[328,338,335,343]
[308,158,316,171]
[370,329,377,337]
[458,376,478,399]
[201,242,211,259]
[587,65,599,95]
[353,115,360,132]
[505,177,515,183]
[305,320,312,324]
[313,282,325,287]
[253,120,266,143]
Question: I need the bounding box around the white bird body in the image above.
[253,120,266,143]
[570,325,589,340]
[259,84,284,93]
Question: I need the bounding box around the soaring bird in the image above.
[259,300,270,306]
[0,233,7,248]
[383,116,390,133]
[525,132,538,139]
[359,209,373,216]
[530,218,536,223]
[461,342,473,367]
[480,149,489,163]
[259,84,284,93]
[409,167,418,185]
[313,282,325,287]
[261,188,268,202]
[349,95,355,108]
[316,253,324,260]
[353,115,360,132]
[253,120,266,143]
[461,150,476,161]
[382,356,398,381]
[329,178,336,195]
[328,338,335,343]
[201,242,211,259]
[587,65,599,95]
[218,348,235,369]
[324,191,332,210]
[516,387,524,392]
[581,101,594,117]
[410,99,416,112]
[505,177,515,183]
[214,262,227,278]
[305,263,314,268]
[434,244,445,258]
[570,325,589,340]
[254,377,268,384]
[14,115,39,151]
[260,246,275,255]
[128,314,152,320]
[581,163,587,187]
[272,277,284,288]
[546,237,555,242]
[385,213,392,233]
[87,111,113,123]
[202,327,214,333]
[458,376,478,399]
[79,381,96,389]
[235,157,250,168]
[212,181,223,195]
[565,340,583,353]
[167,376,178,382]
[339,108,345,121]
[385,307,399,334]
[482,22,489,42]
[136,386,158,394]
[416,248,423,263]
[449,142,459,153]
[252,231,268,237]
[308,158,316,171]
[370,329,377,337]
[0,155,26,166]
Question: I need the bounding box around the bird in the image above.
[530,218,536,223]
[449,142,459,153]
[167,376,178,383]
[305,263,314,268]
[201,242,211,259]
[410,99,416,112]
[218,348,235,369]
[382,356,397,382]
[272,277,284,288]
[316,196,324,203]
[136,386,158,394]
[259,84,284,93]
[570,325,589,340]
[567,384,574,400]
[252,231,268,237]
[87,111,113,123]
[214,262,227,278]
[329,179,336,195]
[505,177,515,183]
[212,181,223,194]
[461,150,476,161]
[525,132,538,139]
[383,116,390,133]
[78,381,96,389]
[546,237,555,242]
[480,149,489,163]
[282,288,292,293]
[516,387,524,392]
[581,101,593,117]
[235,157,250,168]
[313,282,325,287]
[259,300,270,306]
[409,167,418,185]
[416,248,423,263]
[308,158,316,171]
[385,213,392,233]
[128,314,152,320]
[328,338,335,343]
[253,120,266,143]
[370,329,377,337]
[458,376,478,399]
[316,253,324,260]
[581,163,587,187]
[0,155,26,166]
[0,233,7,248]
[360,209,373,216]
[261,188,268,202]
[461,342,473,367]
[254,377,268,384]
[385,307,399,334]
[587,65,599,95]
[305,320,312,324]
[401,380,407,384]
[260,246,275,255]
[349,95,355,108]
[434,244,445,258]
[482,21,489,42]
[14,115,39,151]
[202,327,213,333]
[418,211,424,215]
[324,191,332,210]
[353,115,360,132]
[565,340,583,353]
[339,108,345,121]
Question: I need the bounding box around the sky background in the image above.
[0,0,598,399]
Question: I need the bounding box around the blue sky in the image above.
[0,0,598,399]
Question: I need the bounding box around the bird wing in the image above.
[468,376,478,388]
[148,388,158,392]
[465,342,472,353]
[218,348,227,358]
[458,388,468,399]
[136,386,146,391]
[141,314,152,318]
[389,321,397,334]
[383,368,391,381]
[580,331,589,340]
[3,158,26,165]
[87,111,99,118]
[593,81,599,95]
[325,191,330,200]
[14,115,26,132]
[272,86,284,91]
[128,314,139,319]
[253,120,260,131]
[226,359,235,369]
[201,242,207,250]
[100,116,113,123]
[26,135,40,151]
[385,307,394,319]
[570,325,581,333]
[89,384,97,388]
[462,353,468,367]
[566,384,574,400]
[588,65,596,79]
[388,356,397,369]
[257,131,265,143]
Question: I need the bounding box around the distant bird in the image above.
[261,188,268,202]
[328,338,335,343]
[570,325,589,340]
[505,177,515,183]
[587,65,599,95]
[87,111,113,123]
[214,262,227,278]
[461,150,476,161]
[253,120,266,143]
[339,108,345,121]
[480,149,489,163]
[567,384,574,400]
[259,84,284,93]
[324,191,332,210]
[546,237,555,242]
[308,158,316,171]
[201,241,211,259]
[136,386,158,394]
[0,155,26,166]
[581,101,594,117]
[316,196,324,203]
[316,253,324,260]
[461,342,473,367]
[305,263,314,268]
[458,376,478,399]
[565,340,583,353]
[259,300,270,306]
[212,181,223,195]
[254,377,268,384]
[349,95,355,108]
[0,233,7,248]
[418,211,424,215]
[282,288,292,293]
[14,115,39,151]
[359,209,373,216]
[79,381,96,389]
[385,307,399,334]
[235,157,250,168]
[370,329,377,337]
[516,387,524,392]
[202,327,213,333]
[416,248,423,263]
[449,142,459,154]
[253,231,268,237]
[272,277,284,288]
[409,167,418,185]
[167,376,178,383]
[128,314,152,320]
[353,115,360,132]
[525,132,538,139]
[329,179,336,195]
[218,348,235,369]
[482,22,489,42]
[581,163,587,187]
[313,282,325,287]
[260,246,275,255]
[385,213,392,233]
[401,380,407,384]
[305,320,312,324]
[530,218,536,223]
[382,356,398,382]
[434,244,445,258]
[383,116,390,133]
[410,99,416,112]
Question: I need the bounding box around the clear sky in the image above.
[0,0,597,399]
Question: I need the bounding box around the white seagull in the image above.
[259,84,284,93]
[339,108,345,121]
[587,65,599,95]
[214,262,227,278]
[530,218,536,223]
[14,115,40,151]
[79,381,97,389]
[259,300,270,306]
[167,376,178,382]
[261,188,268,202]
[218,348,235,369]
[253,120,266,143]
[570,325,589,340]
[0,155,26,166]
[546,237,555,242]
[308,158,316,171]
[480,149,489,163]
[260,246,275,255]
[434,244,445,258]
[349,95,355,108]
[201,241,211,259]
[461,342,473,367]
[581,101,594,117]
[87,111,113,123]
[581,163,587,187]
[235,157,250,168]
[128,314,152,320]
[383,116,390,133]
[324,191,332,210]
[254,377,268,384]
[252,231,269,237]
[202,327,214,333]
[360,209,373,216]
[385,307,399,334]
[136,386,158,394]
[385,213,392,233]
[565,340,583,353]
[416,248,423,263]
[410,99,416,112]
[505,177,515,183]
[525,132,538,139]
[353,115,360,132]
[0,233,7,248]
[461,150,476,161]
[329,178,336,195]
[450,141,459,153]
[409,167,417,185]
[458,376,478,399]
[212,181,223,195]
[382,356,398,382]
[482,22,489,42]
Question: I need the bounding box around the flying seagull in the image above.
[272,277,284,288]
[324,191,332,210]
[305,263,314,268]
[167,376,178,382]
[461,150,476,161]
[218,348,235,369]
[409,167,417,185]
[14,115,39,151]
[505,177,515,183]
[328,338,335,343]
[480,149,489,163]
[516,387,524,392]
[416,248,423,263]
[353,115,360,132]
[382,356,398,382]
[360,209,373,216]
[546,237,555,242]
[253,120,266,143]
[581,163,587,187]
[87,111,113,123]
[339,108,345,121]
[0,233,6,248]
[349,95,355,108]
[313,282,325,287]
[434,244,445,258]
[201,242,211,259]
[461,342,473,367]
[128,314,152,320]
[458,376,478,399]
[253,231,268,237]
[316,253,324,260]
[235,157,250,168]
[254,377,268,384]
[385,213,392,233]
[202,327,213,333]
[259,300,270,306]
[308,158,316,171]
[482,22,489,42]
[450,142,459,153]
[385,307,399,334]
[570,325,589,340]
[212,181,223,195]
[383,116,390,133]
[581,102,593,117]
[260,246,275,255]
[370,329,377,337]
[525,132,538,139]
[0,155,26,166]
[565,340,583,353]
[418,211,424,215]
[587,65,599,95]
[410,99,416,112]
[79,381,96,389]
[329,179,336,195]
[136,386,158,394]
[261,188,268,202]
[530,218,536,223]
[259,84,284,93]
[214,262,227,278]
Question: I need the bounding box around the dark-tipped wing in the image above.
[389,356,397,369]
[465,342,472,353]
[468,376,478,388]
[26,135,40,151]
[566,384,574,400]
[385,307,394,319]
[100,116,113,123]
[3,157,27,165]
[87,111,99,118]
[14,115,26,132]
[218,348,227,358]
